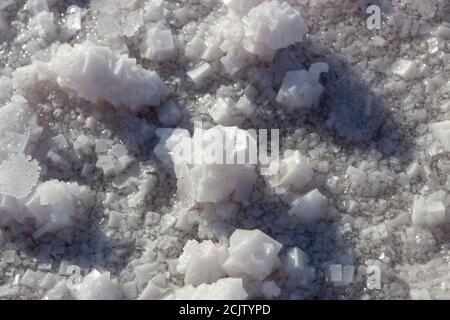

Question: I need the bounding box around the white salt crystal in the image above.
[208,97,244,126]
[187,62,214,87]
[288,189,328,225]
[50,41,169,112]
[411,195,446,228]
[431,121,450,153]
[73,270,123,300]
[177,240,228,286]
[107,211,122,229]
[392,59,417,80]
[223,229,282,281]
[284,247,310,272]
[142,27,176,61]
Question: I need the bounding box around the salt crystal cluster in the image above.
[155,125,258,205]
[430,121,450,154]
[49,41,170,112]
[265,150,314,192]
[72,269,123,300]
[276,63,329,110]
[177,240,228,285]
[186,0,308,76]
[222,229,282,281]
[241,1,309,62]
[141,24,176,61]
[0,95,42,157]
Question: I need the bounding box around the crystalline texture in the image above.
[0,153,40,199]
[222,229,282,281]
[288,189,329,225]
[242,1,308,61]
[50,41,169,112]
[72,269,123,300]
[171,278,247,300]
[177,240,228,286]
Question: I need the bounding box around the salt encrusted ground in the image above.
[0,0,449,300]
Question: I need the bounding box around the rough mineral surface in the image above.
[0,0,449,301]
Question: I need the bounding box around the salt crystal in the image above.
[392,59,417,80]
[187,62,214,87]
[411,195,446,228]
[288,189,328,225]
[142,27,176,61]
[223,229,282,281]
[73,270,123,300]
[177,240,228,286]
[50,41,169,112]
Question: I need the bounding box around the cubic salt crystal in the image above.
[171,278,247,300]
[20,270,39,288]
[177,240,228,286]
[142,27,176,61]
[208,97,244,126]
[221,51,249,75]
[222,229,282,281]
[0,95,42,155]
[185,35,206,61]
[276,63,329,110]
[73,270,123,300]
[73,135,92,155]
[266,150,313,191]
[235,95,257,118]
[288,189,328,225]
[49,41,169,112]
[430,121,450,153]
[392,59,417,80]
[187,62,214,87]
[157,100,182,127]
[411,196,446,228]
[284,247,310,272]
[107,211,122,229]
